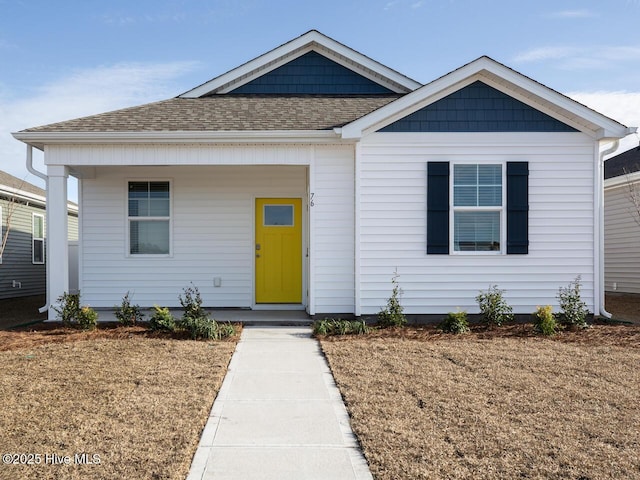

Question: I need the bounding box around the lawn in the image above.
[0,325,238,480]
[321,324,640,480]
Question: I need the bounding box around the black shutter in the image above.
[506,162,529,254]
[427,162,450,254]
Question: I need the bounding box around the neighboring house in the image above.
[0,170,78,300]
[604,146,640,294]
[12,30,635,320]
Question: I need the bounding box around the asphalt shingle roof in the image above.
[21,95,402,133]
[605,146,640,179]
[0,170,46,197]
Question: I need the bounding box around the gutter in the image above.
[25,145,50,315]
[597,139,620,319]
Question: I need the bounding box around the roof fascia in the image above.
[12,130,347,148]
[604,169,640,189]
[342,56,631,140]
[0,184,78,212]
[179,30,421,98]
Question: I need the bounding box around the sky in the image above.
[1,0,640,201]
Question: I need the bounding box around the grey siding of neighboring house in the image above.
[0,198,78,300]
[0,198,46,299]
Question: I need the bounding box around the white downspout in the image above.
[597,139,619,319]
[25,145,50,314]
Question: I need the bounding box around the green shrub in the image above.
[179,283,208,322]
[533,305,558,336]
[175,284,235,340]
[53,292,80,327]
[312,318,369,336]
[475,285,513,327]
[149,306,176,332]
[77,306,98,330]
[114,291,144,326]
[556,276,589,328]
[439,310,470,334]
[377,271,407,328]
[216,322,236,339]
[181,316,235,340]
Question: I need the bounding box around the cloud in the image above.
[513,46,580,63]
[514,45,640,70]
[548,9,596,18]
[568,90,640,127]
[0,61,202,195]
[384,0,424,10]
[569,90,640,153]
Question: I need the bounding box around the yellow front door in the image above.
[255,198,302,303]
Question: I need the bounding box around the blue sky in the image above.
[2,0,640,198]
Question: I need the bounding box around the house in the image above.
[604,146,640,294]
[12,30,635,320]
[0,170,78,300]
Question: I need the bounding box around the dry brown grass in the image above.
[321,324,640,480]
[0,327,238,480]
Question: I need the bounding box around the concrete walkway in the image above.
[187,326,373,480]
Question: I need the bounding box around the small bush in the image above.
[439,310,470,334]
[533,305,558,336]
[556,276,590,328]
[77,306,98,330]
[377,271,407,328]
[179,283,208,322]
[313,318,369,336]
[149,306,176,332]
[181,316,235,340]
[476,285,513,327]
[114,291,144,326]
[53,292,80,327]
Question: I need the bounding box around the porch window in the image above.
[128,181,170,255]
[452,164,503,253]
[32,213,45,264]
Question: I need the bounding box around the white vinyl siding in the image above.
[604,179,640,294]
[312,145,355,314]
[32,213,44,264]
[80,164,307,308]
[358,132,596,315]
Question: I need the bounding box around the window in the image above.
[128,181,170,255]
[263,205,294,226]
[452,164,503,253]
[32,213,45,264]
[427,161,528,255]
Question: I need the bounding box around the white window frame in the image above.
[32,212,45,264]
[126,179,173,257]
[450,161,506,255]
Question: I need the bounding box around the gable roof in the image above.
[605,146,640,179]
[13,34,635,150]
[341,56,633,140]
[179,30,421,97]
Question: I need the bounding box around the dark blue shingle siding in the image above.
[229,51,394,95]
[379,81,578,132]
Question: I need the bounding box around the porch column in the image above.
[47,165,69,320]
